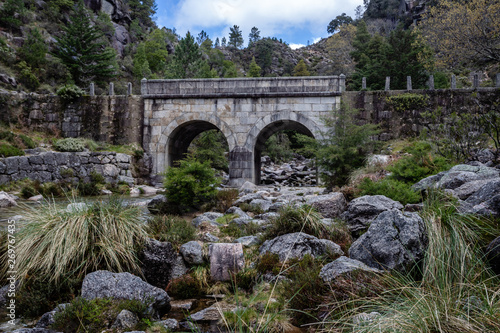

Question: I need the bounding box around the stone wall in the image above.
[0,92,143,145]
[342,88,500,141]
[0,151,135,185]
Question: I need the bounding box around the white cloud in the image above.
[289,43,305,50]
[168,0,364,41]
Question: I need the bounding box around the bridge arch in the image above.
[244,111,322,184]
[154,114,236,174]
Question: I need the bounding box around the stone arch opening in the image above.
[167,121,229,168]
[253,120,315,184]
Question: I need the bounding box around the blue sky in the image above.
[155,0,364,49]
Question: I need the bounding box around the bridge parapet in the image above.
[141,76,344,99]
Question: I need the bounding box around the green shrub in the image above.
[388,141,451,184]
[53,138,85,152]
[0,142,24,157]
[17,61,40,91]
[56,84,85,102]
[220,221,261,239]
[0,130,15,142]
[263,132,294,163]
[386,93,429,112]
[77,181,100,196]
[19,134,36,148]
[164,157,219,208]
[358,178,422,205]
[188,129,229,171]
[145,215,196,249]
[52,297,150,333]
[12,197,147,284]
[255,252,281,275]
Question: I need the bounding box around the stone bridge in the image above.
[141,76,345,186]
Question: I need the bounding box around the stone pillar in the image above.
[228,147,253,187]
[339,74,346,92]
[127,82,132,95]
[141,78,148,95]
[89,82,95,96]
[473,73,479,88]
[109,82,114,96]
[407,76,412,91]
[428,75,435,90]
[209,243,244,281]
[451,75,457,89]
[496,73,500,88]
[385,77,390,91]
[362,77,367,90]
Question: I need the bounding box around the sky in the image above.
[155,0,365,49]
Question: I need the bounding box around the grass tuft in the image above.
[11,197,147,284]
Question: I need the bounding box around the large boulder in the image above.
[81,270,171,316]
[319,256,382,282]
[35,304,69,328]
[259,232,343,262]
[486,236,500,275]
[349,210,427,272]
[192,212,223,227]
[140,239,178,289]
[305,192,347,218]
[455,179,500,217]
[341,195,403,234]
[413,164,500,192]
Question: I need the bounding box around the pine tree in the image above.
[248,27,261,46]
[293,59,310,76]
[228,25,244,48]
[53,0,116,86]
[167,32,212,79]
[0,0,26,31]
[221,37,227,47]
[247,57,261,77]
[127,0,157,28]
[133,43,152,79]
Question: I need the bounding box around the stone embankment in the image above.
[0,150,136,186]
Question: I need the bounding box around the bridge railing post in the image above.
[127,82,133,96]
[109,82,114,96]
[362,77,367,90]
[451,75,457,89]
[89,82,95,96]
[339,74,346,92]
[141,78,147,95]
[473,73,479,89]
[428,75,435,90]
[407,76,412,91]
[385,77,390,91]
[496,73,500,88]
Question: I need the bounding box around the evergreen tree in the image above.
[293,59,310,76]
[214,37,220,48]
[53,0,116,86]
[248,27,261,46]
[221,37,227,47]
[19,28,48,69]
[248,57,261,77]
[167,32,212,79]
[127,0,157,28]
[196,30,209,45]
[223,60,238,78]
[228,25,244,48]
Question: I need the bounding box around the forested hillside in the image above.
[0,0,498,94]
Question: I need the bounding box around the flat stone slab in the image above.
[209,243,245,281]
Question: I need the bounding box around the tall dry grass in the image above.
[12,197,147,284]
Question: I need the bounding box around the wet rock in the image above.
[140,239,178,289]
[180,241,204,265]
[209,243,245,281]
[349,210,427,272]
[341,195,403,234]
[319,256,382,282]
[188,302,236,322]
[81,270,171,317]
[259,232,343,261]
[27,194,44,201]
